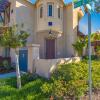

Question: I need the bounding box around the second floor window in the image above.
[40,6,43,18]
[48,3,53,17]
[58,7,60,19]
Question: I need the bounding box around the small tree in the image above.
[72,37,86,56]
[0,27,29,89]
[76,33,100,57]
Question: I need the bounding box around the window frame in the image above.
[0,4,10,26]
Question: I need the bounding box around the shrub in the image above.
[0,60,100,99]
[82,55,97,60]
[3,60,11,70]
[50,60,100,99]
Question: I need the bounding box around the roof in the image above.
[27,0,70,5]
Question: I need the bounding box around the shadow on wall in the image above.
[33,57,81,79]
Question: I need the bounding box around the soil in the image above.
[0,67,15,74]
[81,89,100,100]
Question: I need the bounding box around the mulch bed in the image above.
[81,89,100,100]
[0,67,15,74]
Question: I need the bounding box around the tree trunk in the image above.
[15,48,21,89]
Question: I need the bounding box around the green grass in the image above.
[0,60,100,100]
[0,74,53,100]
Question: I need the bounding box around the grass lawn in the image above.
[0,60,100,100]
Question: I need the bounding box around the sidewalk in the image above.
[0,72,16,79]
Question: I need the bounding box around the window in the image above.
[48,3,53,17]
[58,7,60,19]
[40,6,43,18]
[0,4,10,26]
[4,48,10,57]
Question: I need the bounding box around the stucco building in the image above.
[0,0,81,59]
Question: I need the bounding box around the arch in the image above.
[40,6,43,18]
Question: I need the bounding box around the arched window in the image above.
[40,6,43,18]
[58,7,60,19]
[48,3,53,17]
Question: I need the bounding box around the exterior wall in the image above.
[63,4,75,57]
[36,31,64,58]
[27,44,40,73]
[9,0,16,26]
[15,0,35,44]
[34,57,81,78]
[63,4,79,57]
[36,0,63,33]
[0,0,80,60]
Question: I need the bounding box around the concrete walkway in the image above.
[0,72,16,79]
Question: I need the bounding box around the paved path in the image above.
[0,72,16,79]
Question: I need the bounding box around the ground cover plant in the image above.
[0,60,100,100]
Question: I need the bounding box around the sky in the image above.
[79,13,100,35]
[30,0,100,34]
[30,0,72,4]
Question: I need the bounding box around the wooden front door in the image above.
[46,39,55,59]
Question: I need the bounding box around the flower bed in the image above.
[0,67,15,74]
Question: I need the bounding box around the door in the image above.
[19,49,28,72]
[46,39,55,59]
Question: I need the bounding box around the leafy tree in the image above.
[94,0,100,12]
[0,26,29,89]
[91,32,100,41]
[72,37,86,56]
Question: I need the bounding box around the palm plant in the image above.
[0,26,29,89]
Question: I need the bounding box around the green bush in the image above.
[82,55,97,60]
[3,60,11,70]
[0,60,100,99]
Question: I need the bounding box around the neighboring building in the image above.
[0,0,81,59]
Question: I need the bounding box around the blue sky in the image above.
[30,0,100,34]
[79,13,100,35]
[30,0,72,4]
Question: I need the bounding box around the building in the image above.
[0,0,82,60]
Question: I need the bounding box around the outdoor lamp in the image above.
[49,30,52,35]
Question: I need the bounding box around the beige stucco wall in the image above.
[36,30,64,59]
[8,0,16,26]
[63,4,75,57]
[34,57,81,78]
[36,0,63,33]
[1,0,80,61]
[27,44,40,73]
[15,0,35,44]
[63,4,80,57]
